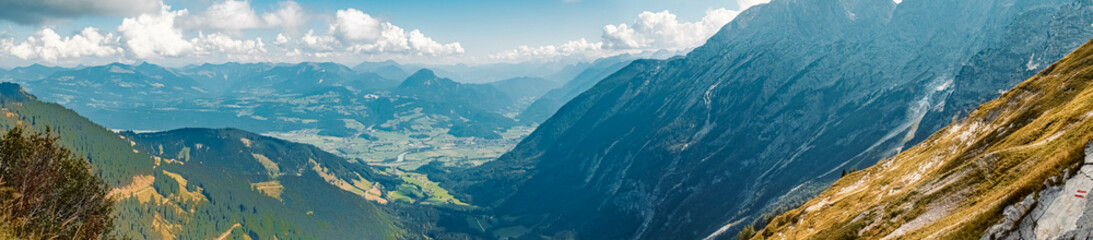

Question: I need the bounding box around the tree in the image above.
[737,224,757,240]
[0,127,115,239]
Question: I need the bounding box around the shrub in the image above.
[0,127,115,239]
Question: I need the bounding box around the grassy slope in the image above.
[0,82,152,186]
[118,128,405,239]
[0,83,408,239]
[756,39,1093,239]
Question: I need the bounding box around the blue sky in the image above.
[0,0,766,68]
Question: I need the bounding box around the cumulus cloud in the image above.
[182,0,306,33]
[491,38,604,62]
[0,2,462,63]
[274,33,290,45]
[117,5,192,58]
[0,27,122,62]
[492,8,738,62]
[407,29,464,55]
[326,8,462,55]
[301,30,338,51]
[0,0,161,25]
[262,1,306,33]
[191,32,265,55]
[183,0,262,31]
[189,32,268,62]
[603,9,737,50]
[331,9,383,43]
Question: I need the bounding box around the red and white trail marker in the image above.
[1077,190,1088,198]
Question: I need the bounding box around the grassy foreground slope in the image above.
[756,38,1093,239]
[116,128,404,239]
[0,82,151,186]
[0,82,411,239]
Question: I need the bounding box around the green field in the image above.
[266,118,533,170]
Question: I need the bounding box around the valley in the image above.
[266,124,535,170]
[5,0,1093,239]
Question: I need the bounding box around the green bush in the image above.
[737,224,757,240]
[0,127,115,239]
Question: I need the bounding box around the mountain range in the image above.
[443,0,1093,239]
[0,81,494,239]
[8,0,1093,239]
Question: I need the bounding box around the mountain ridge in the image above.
[445,0,1093,239]
[756,37,1093,240]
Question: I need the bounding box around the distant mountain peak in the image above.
[26,63,49,68]
[400,69,451,88]
[409,68,436,78]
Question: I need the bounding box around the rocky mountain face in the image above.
[447,0,1093,239]
[757,37,1093,240]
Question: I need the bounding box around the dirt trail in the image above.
[214,223,242,240]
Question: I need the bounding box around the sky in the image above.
[0,0,771,68]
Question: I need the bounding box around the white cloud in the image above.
[184,0,262,31]
[407,29,464,55]
[301,29,337,51]
[325,8,462,55]
[0,27,122,62]
[262,1,306,33]
[603,9,738,50]
[0,0,161,25]
[492,8,738,62]
[0,2,462,64]
[182,0,306,33]
[491,38,605,62]
[118,5,193,58]
[274,33,290,45]
[191,32,265,55]
[331,9,383,43]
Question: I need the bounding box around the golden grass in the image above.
[251,181,285,200]
[161,170,208,205]
[177,146,191,162]
[152,213,181,240]
[106,174,155,199]
[214,223,242,240]
[252,153,281,178]
[757,39,1093,239]
[310,159,388,204]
